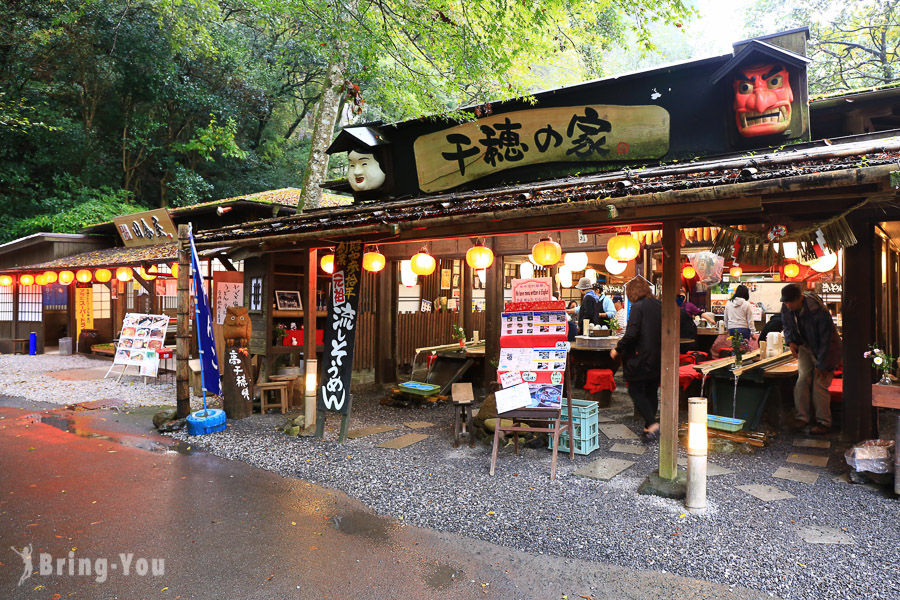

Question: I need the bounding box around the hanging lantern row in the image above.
[607,232,641,262]
[0,263,181,287]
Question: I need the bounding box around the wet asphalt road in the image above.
[0,402,775,600]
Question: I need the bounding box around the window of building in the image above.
[92,283,111,319]
[0,287,12,321]
[18,285,42,322]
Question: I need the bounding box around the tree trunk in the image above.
[301,55,346,211]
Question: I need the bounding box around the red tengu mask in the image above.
[733,64,793,137]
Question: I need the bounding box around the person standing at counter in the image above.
[610,277,662,442]
[780,283,842,435]
[724,284,755,340]
[574,278,615,334]
[613,295,626,330]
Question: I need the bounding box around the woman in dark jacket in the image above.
[610,277,662,442]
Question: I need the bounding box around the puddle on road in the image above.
[328,510,392,541]
[36,414,195,455]
[424,563,463,590]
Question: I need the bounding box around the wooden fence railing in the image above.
[352,311,486,370]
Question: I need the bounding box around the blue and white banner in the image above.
[189,226,221,396]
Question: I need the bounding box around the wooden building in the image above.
[189,28,899,456]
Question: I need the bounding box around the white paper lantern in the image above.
[563,252,589,272]
[585,268,597,283]
[558,265,573,288]
[605,256,627,275]
[809,253,838,273]
[519,261,535,279]
[400,260,417,286]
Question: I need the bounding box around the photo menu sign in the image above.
[113,313,169,377]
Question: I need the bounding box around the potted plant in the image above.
[864,344,895,385]
[452,324,466,347]
[728,331,750,368]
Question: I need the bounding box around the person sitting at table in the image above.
[610,277,662,443]
[780,283,842,435]
[723,284,755,340]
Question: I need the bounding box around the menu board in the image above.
[496,300,569,412]
[114,313,169,377]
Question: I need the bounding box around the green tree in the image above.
[744,0,900,93]
[262,0,695,207]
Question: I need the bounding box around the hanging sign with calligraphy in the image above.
[113,208,177,247]
[317,241,364,416]
[414,105,669,193]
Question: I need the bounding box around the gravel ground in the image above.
[0,353,205,409]
[165,381,900,600]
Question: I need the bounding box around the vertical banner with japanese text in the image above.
[75,284,93,340]
[317,241,363,415]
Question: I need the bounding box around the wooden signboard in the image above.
[113,208,177,247]
[414,105,670,192]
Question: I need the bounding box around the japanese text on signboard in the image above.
[318,241,364,415]
[228,348,251,403]
[414,105,670,192]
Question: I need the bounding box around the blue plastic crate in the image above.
[549,431,600,455]
[560,398,600,421]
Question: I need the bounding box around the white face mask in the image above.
[347,150,386,191]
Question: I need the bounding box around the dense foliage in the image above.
[744,0,900,93]
[0,0,696,240]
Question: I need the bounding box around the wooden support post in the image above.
[375,260,397,384]
[484,241,502,384]
[133,272,153,295]
[175,224,191,418]
[304,248,318,425]
[842,220,876,442]
[659,220,681,480]
[461,262,474,337]
[217,256,238,271]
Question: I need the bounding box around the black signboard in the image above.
[317,241,363,416]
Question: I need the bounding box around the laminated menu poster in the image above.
[114,313,169,377]
[497,299,569,412]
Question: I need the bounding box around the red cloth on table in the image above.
[828,378,842,403]
[584,369,616,393]
[680,354,695,366]
[678,365,702,391]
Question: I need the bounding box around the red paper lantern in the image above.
[465,242,494,270]
[607,233,640,262]
[362,250,386,273]
[410,248,436,276]
[116,266,133,282]
[320,254,335,274]
[531,237,561,266]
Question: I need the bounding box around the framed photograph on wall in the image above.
[275,290,302,311]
